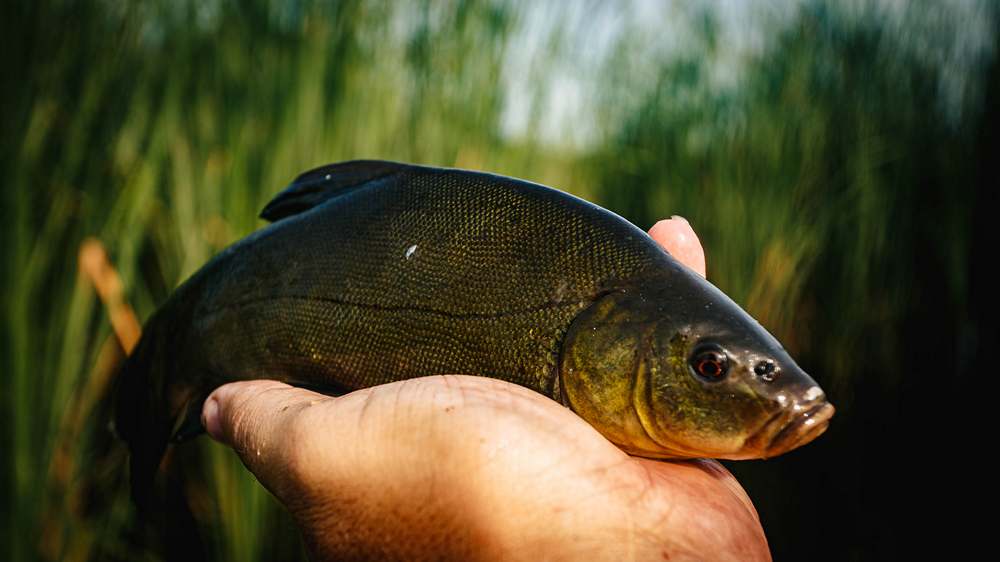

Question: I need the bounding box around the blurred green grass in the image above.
[3,0,994,560]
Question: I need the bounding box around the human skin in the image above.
[202,217,771,561]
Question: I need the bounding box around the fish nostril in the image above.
[754,360,777,382]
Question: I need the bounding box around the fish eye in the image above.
[754,360,777,382]
[690,346,729,381]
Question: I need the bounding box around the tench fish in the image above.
[114,160,834,505]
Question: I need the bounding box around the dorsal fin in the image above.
[260,160,411,222]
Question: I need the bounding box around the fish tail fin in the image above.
[112,338,172,513]
[112,334,211,559]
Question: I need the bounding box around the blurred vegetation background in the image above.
[3,0,995,559]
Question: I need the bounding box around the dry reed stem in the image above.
[39,241,143,560]
[78,238,141,354]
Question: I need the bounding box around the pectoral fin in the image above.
[170,395,209,443]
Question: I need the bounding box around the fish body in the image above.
[115,160,833,504]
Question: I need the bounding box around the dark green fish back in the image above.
[181,162,671,396]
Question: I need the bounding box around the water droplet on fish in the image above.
[776,394,788,405]
[405,244,417,260]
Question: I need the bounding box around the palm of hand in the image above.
[210,376,768,561]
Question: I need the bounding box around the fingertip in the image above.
[648,216,707,277]
[202,396,223,443]
[201,380,299,447]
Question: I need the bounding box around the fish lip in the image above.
[745,408,787,452]
[764,401,835,457]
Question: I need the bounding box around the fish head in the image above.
[640,292,835,460]
[561,268,833,460]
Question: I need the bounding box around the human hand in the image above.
[201,217,771,561]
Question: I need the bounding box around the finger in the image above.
[202,380,337,497]
[648,216,707,277]
[202,380,329,445]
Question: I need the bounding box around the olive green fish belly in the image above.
[197,295,591,397]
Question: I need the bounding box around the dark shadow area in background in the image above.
[727,20,999,561]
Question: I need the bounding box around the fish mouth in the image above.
[750,401,835,458]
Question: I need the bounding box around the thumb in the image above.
[201,380,340,502]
